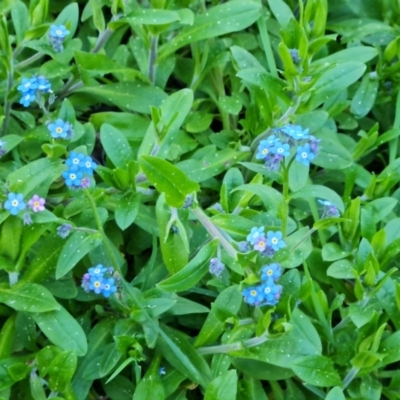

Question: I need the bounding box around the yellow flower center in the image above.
[56,127,63,133]
[267,269,273,276]
[250,290,257,296]
[94,281,101,288]
[33,201,39,207]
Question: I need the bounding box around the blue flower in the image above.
[88,265,107,277]
[48,119,70,139]
[209,258,224,277]
[247,226,265,245]
[266,231,285,251]
[272,141,291,157]
[89,276,104,294]
[66,152,85,168]
[282,125,310,140]
[17,78,38,93]
[19,91,35,107]
[101,278,117,298]
[260,282,282,306]
[4,193,26,215]
[50,25,70,39]
[261,263,282,283]
[57,223,72,238]
[289,49,301,64]
[254,236,267,252]
[159,367,166,376]
[35,76,52,92]
[79,156,97,175]
[318,199,340,218]
[62,166,83,187]
[296,143,315,166]
[242,285,265,306]
[256,136,278,160]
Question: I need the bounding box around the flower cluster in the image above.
[81,265,118,298]
[318,199,340,218]
[57,223,73,238]
[209,258,225,277]
[48,119,74,139]
[4,192,46,224]
[62,152,97,189]
[49,24,70,52]
[17,75,52,107]
[256,124,320,170]
[243,263,283,306]
[245,227,286,257]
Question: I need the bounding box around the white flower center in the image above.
[271,238,278,244]
[73,158,79,164]
[86,161,91,168]
[12,200,19,207]
[70,173,76,180]
[301,152,308,159]
[104,284,110,290]
[250,290,257,296]
[56,30,63,35]
[265,287,271,294]
[24,82,31,88]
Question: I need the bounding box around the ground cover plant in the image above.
[1,0,400,399]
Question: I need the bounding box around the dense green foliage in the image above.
[1,0,400,399]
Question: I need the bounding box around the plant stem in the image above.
[342,366,359,390]
[308,199,327,246]
[257,13,277,77]
[197,333,270,355]
[191,206,237,259]
[281,164,290,236]
[8,272,18,287]
[148,34,159,85]
[302,384,326,399]
[1,70,14,136]
[15,52,44,69]
[92,27,114,54]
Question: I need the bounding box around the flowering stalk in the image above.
[1,70,13,136]
[148,34,159,85]
[281,163,290,236]
[191,206,237,259]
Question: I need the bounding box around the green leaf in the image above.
[327,259,356,279]
[351,74,379,118]
[77,82,167,114]
[7,158,64,196]
[0,283,60,313]
[11,1,29,45]
[233,183,283,213]
[48,350,77,392]
[204,370,237,400]
[100,123,134,168]
[126,8,192,25]
[280,227,313,269]
[159,1,261,60]
[178,148,247,183]
[99,343,122,377]
[240,309,321,368]
[132,358,164,400]
[326,387,346,400]
[157,239,218,292]
[54,2,80,37]
[56,232,102,279]
[195,286,242,347]
[157,325,212,388]
[32,305,88,356]
[291,355,341,387]
[291,185,345,213]
[139,155,199,207]
[115,192,142,230]
[308,62,366,109]
[2,134,23,153]
[267,0,294,28]
[156,194,189,274]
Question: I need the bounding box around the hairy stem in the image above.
[15,52,44,69]
[191,206,237,259]
[148,34,159,85]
